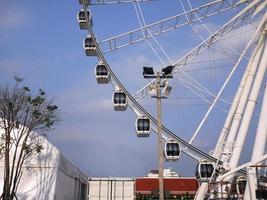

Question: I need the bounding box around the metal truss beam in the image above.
[89,0,155,5]
[99,0,246,53]
[133,0,258,102]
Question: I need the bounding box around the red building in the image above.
[135,173,199,199]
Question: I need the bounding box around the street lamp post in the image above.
[156,71,164,200]
[143,66,173,200]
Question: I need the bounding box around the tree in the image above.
[0,77,58,200]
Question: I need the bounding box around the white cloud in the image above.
[0,59,18,67]
[0,3,29,43]
[0,4,29,30]
[174,19,259,81]
[0,59,31,82]
[69,99,113,113]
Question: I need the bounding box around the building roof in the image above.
[88,177,135,181]
[146,168,180,178]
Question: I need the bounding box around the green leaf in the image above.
[23,86,30,92]
[31,96,45,106]
[14,76,23,83]
[47,105,58,111]
[26,96,32,102]
[23,144,31,154]
[39,89,45,96]
[32,110,41,118]
[35,144,43,153]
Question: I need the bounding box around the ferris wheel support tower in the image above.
[194,12,267,200]
[220,28,266,165]
[245,81,267,199]
[227,23,267,179]
[213,26,265,161]
[223,23,267,200]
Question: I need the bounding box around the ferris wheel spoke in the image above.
[189,26,262,145]
[79,2,225,163]
[252,1,267,17]
[78,0,265,173]
[132,0,230,105]
[99,0,246,53]
[133,1,260,102]
[183,0,252,63]
[132,0,221,103]
[171,14,263,146]
[76,0,265,174]
[176,77,229,113]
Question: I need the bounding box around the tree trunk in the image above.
[2,131,11,200]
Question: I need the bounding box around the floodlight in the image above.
[143,66,155,77]
[162,65,174,76]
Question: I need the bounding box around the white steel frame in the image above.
[77,0,267,199]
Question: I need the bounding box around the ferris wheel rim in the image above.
[80,0,224,163]
[76,1,267,199]
[78,0,264,168]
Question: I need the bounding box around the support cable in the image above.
[132,2,166,67]
[135,0,232,107]
[79,0,264,166]
[189,9,264,144]
[133,0,260,103]
[176,77,229,114]
[178,0,262,144]
[184,0,250,59]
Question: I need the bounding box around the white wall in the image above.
[88,178,135,200]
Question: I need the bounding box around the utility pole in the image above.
[156,72,164,200]
[143,66,173,200]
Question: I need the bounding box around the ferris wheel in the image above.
[76,0,267,199]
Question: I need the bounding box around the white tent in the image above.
[0,131,88,200]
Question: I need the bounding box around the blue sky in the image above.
[0,0,264,177]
